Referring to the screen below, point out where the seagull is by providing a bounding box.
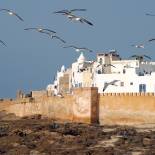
[54,11,93,26]
[53,9,86,14]
[131,44,144,48]
[130,55,151,60]
[103,80,119,92]
[24,27,66,43]
[63,45,93,52]
[103,64,116,68]
[0,9,24,21]
[146,13,155,16]
[96,64,116,68]
[0,40,7,47]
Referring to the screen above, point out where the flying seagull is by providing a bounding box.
[103,64,116,68]
[54,11,93,26]
[130,54,151,60]
[63,45,93,52]
[103,80,119,92]
[0,9,24,21]
[24,27,66,43]
[0,39,7,47]
[96,64,116,68]
[131,44,144,48]
[53,9,86,14]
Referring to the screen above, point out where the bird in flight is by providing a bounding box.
[130,54,151,60]
[63,45,93,52]
[103,80,120,92]
[103,64,116,68]
[0,9,24,21]
[131,44,144,49]
[54,9,93,26]
[97,64,116,68]
[53,9,86,14]
[24,27,66,43]
[0,39,7,47]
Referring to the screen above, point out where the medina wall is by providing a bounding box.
[0,95,74,121]
[99,93,155,125]
[1,88,155,125]
[0,88,98,124]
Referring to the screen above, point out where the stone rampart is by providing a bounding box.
[1,88,155,125]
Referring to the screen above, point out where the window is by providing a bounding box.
[139,84,146,93]
[130,82,133,85]
[99,58,103,65]
[123,69,126,74]
[120,82,124,86]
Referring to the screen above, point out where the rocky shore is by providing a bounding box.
[0,112,155,155]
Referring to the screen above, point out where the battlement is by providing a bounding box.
[101,92,155,96]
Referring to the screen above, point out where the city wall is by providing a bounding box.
[99,93,155,125]
[0,88,155,125]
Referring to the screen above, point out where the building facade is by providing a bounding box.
[47,52,155,94]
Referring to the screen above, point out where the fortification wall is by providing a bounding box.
[0,88,97,124]
[99,93,155,125]
[1,95,74,121]
[1,89,155,125]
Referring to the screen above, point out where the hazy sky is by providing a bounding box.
[0,0,155,98]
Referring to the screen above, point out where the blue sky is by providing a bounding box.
[0,0,155,98]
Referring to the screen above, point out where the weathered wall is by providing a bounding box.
[99,93,155,125]
[73,87,98,123]
[0,88,98,124]
[1,95,74,121]
[1,88,155,125]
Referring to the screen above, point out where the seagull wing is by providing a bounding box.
[110,64,116,68]
[81,47,93,52]
[12,12,24,21]
[130,55,138,58]
[146,13,155,16]
[143,55,151,60]
[24,28,37,31]
[53,10,69,14]
[70,9,87,12]
[52,36,66,43]
[0,40,7,47]
[81,18,93,26]
[0,9,11,12]
[42,29,56,33]
[103,83,108,92]
[63,45,77,49]
[148,38,155,42]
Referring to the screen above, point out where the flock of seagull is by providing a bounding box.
[0,8,155,59]
[0,8,94,53]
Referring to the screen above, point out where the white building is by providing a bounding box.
[48,51,155,94]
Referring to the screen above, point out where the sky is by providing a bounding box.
[0,0,155,98]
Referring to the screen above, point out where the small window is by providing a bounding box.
[99,58,103,65]
[120,82,124,86]
[123,69,126,74]
[139,84,146,93]
[130,82,133,85]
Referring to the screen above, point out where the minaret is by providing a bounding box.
[77,52,85,64]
